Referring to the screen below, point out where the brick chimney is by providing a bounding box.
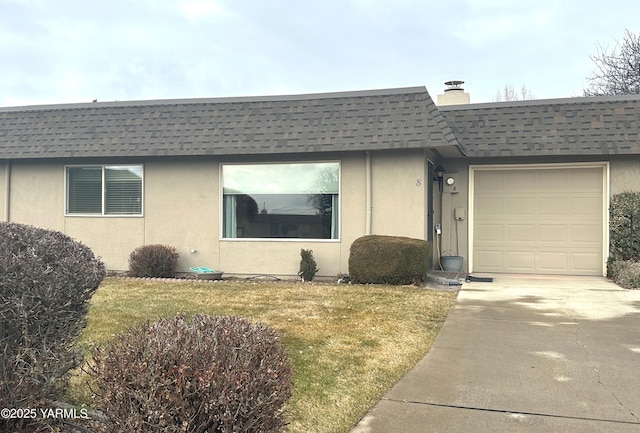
[436,80,470,106]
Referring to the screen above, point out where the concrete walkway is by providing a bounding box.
[350,275,640,432]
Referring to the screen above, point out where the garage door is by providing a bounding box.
[472,165,606,275]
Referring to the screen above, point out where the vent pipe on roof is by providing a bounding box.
[436,80,470,106]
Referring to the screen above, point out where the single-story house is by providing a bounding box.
[1,85,639,277]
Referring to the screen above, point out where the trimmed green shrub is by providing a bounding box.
[89,314,294,433]
[299,248,319,281]
[0,222,105,424]
[349,235,432,285]
[608,259,640,289]
[129,244,179,278]
[609,191,640,260]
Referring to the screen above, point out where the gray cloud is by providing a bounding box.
[0,0,638,106]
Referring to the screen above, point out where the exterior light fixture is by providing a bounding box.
[434,165,445,192]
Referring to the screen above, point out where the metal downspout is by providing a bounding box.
[4,160,10,222]
[365,151,372,234]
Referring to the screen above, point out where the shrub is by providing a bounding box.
[607,256,640,289]
[608,259,640,289]
[0,223,105,421]
[609,191,640,260]
[89,314,294,433]
[349,235,432,285]
[299,248,319,281]
[129,244,179,278]
[607,256,623,279]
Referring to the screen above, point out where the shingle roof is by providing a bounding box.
[0,87,463,159]
[440,94,640,157]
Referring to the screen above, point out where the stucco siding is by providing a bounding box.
[144,159,219,272]
[436,159,469,266]
[9,160,65,231]
[371,149,427,239]
[337,153,367,271]
[215,151,427,277]
[65,218,144,270]
[2,150,431,277]
[219,241,341,277]
[610,157,640,194]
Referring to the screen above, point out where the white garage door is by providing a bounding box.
[471,165,606,276]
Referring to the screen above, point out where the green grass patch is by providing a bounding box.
[70,278,457,433]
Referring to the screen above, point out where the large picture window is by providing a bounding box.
[66,165,143,215]
[222,162,339,239]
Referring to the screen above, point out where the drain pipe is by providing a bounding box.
[365,151,372,234]
[4,160,10,222]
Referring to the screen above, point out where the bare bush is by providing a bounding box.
[89,314,294,433]
[0,222,105,430]
[128,244,179,278]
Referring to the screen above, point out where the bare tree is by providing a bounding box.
[493,84,535,102]
[584,29,640,96]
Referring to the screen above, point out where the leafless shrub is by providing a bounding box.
[0,222,105,431]
[88,314,293,433]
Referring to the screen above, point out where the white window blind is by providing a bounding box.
[66,165,143,216]
[105,166,143,214]
[67,167,102,214]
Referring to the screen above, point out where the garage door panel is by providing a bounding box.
[539,197,567,215]
[538,224,567,243]
[570,196,602,217]
[569,167,603,190]
[474,250,504,271]
[473,166,604,276]
[506,197,535,215]
[507,251,536,272]
[506,224,535,242]
[570,224,602,244]
[539,252,568,273]
[509,171,535,189]
[475,224,503,242]
[571,252,602,273]
[536,170,567,191]
[475,171,504,191]
[475,197,503,216]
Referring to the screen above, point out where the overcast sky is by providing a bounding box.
[1,0,639,107]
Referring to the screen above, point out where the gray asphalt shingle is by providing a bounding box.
[0,87,462,159]
[440,94,640,157]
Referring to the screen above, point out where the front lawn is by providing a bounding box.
[70,278,457,433]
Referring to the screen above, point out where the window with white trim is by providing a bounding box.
[66,165,143,215]
[222,162,339,239]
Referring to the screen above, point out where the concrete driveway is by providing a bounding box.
[350,275,640,433]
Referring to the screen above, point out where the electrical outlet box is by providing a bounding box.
[454,207,466,220]
[435,223,441,234]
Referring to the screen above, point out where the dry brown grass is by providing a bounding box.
[70,277,457,433]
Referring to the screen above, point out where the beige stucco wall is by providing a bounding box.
[9,160,66,230]
[371,149,427,239]
[434,159,470,270]
[65,218,145,269]
[144,159,219,272]
[6,154,639,277]
[4,150,432,278]
[610,157,640,194]
[216,150,429,277]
